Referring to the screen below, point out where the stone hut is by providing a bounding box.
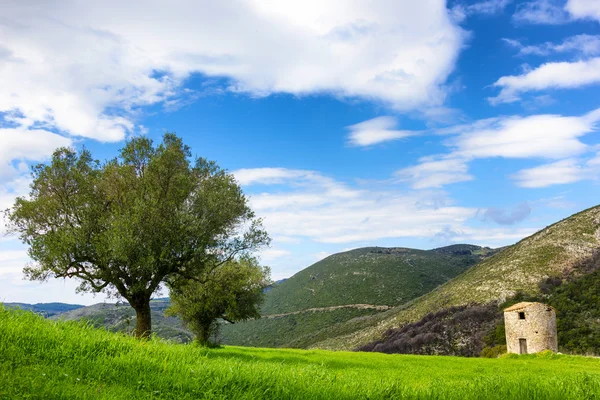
[504,302,557,354]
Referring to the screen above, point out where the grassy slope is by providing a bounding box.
[261,246,488,314]
[314,205,600,351]
[221,245,492,347]
[50,301,193,343]
[2,307,600,400]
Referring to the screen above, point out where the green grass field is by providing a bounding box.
[2,306,600,399]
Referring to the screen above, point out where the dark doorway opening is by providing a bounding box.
[519,338,528,354]
[519,312,525,320]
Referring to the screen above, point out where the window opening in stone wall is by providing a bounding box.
[518,312,525,320]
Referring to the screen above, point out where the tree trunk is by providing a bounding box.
[196,322,212,347]
[133,301,152,339]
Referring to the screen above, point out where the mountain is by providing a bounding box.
[50,299,193,343]
[219,244,497,347]
[2,302,84,317]
[311,205,600,351]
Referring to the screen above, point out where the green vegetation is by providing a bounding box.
[221,307,377,348]
[313,205,600,351]
[485,262,600,356]
[48,301,194,343]
[261,246,492,314]
[3,307,600,399]
[167,258,270,345]
[358,305,502,357]
[221,245,494,347]
[6,133,268,338]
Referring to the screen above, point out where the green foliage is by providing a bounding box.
[5,133,268,337]
[543,269,600,355]
[221,245,492,348]
[3,307,600,399]
[480,345,507,358]
[167,258,271,346]
[221,308,379,348]
[261,246,489,315]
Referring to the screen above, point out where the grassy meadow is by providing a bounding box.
[2,306,600,399]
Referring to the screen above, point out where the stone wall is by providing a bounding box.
[504,302,557,354]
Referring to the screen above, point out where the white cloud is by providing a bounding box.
[513,0,570,24]
[239,168,484,244]
[346,116,418,147]
[395,157,472,189]
[566,0,600,21]
[259,249,292,263]
[489,58,600,104]
[504,34,600,56]
[512,159,588,187]
[0,128,72,182]
[451,0,512,22]
[0,0,465,148]
[512,0,600,24]
[396,109,600,188]
[233,168,308,186]
[449,111,598,159]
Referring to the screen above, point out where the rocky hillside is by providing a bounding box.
[220,245,496,347]
[312,205,600,351]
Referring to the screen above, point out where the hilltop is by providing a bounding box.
[220,245,496,347]
[312,205,600,351]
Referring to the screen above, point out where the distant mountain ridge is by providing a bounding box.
[3,302,84,317]
[220,244,497,347]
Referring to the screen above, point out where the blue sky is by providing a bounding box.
[1,0,600,304]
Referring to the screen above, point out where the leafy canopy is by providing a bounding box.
[167,257,271,346]
[6,133,269,337]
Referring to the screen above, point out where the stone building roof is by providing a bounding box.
[503,301,555,312]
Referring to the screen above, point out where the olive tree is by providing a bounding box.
[166,257,270,346]
[6,133,269,338]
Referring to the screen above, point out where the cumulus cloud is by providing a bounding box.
[0,128,72,182]
[503,34,600,56]
[489,58,600,104]
[0,0,465,147]
[346,116,419,147]
[482,202,531,225]
[565,0,600,21]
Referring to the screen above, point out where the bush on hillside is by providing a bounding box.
[356,304,502,357]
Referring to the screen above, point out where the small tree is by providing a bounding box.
[6,133,269,338]
[167,257,271,346]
